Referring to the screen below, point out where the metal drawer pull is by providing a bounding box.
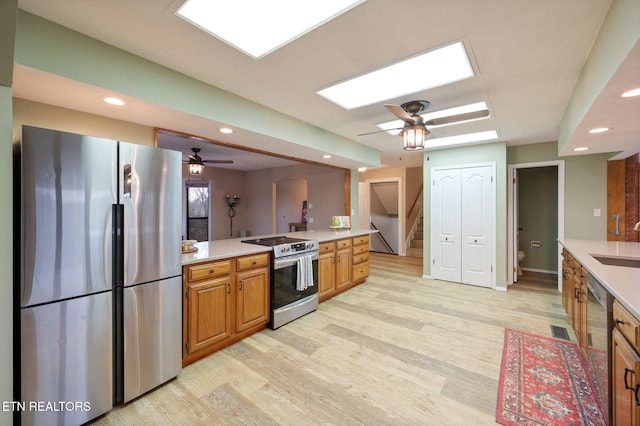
[210,269,215,273]
[615,318,625,326]
[226,283,231,294]
[624,368,634,390]
[635,384,640,406]
[239,280,243,291]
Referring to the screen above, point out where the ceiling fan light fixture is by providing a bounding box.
[402,126,428,151]
[189,162,203,175]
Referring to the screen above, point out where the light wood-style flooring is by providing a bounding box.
[93,254,570,425]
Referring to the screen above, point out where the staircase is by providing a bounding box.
[406,213,423,259]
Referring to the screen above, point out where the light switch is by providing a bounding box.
[308,217,314,223]
[308,203,313,209]
[594,208,601,217]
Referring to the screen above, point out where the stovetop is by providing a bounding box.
[242,236,319,258]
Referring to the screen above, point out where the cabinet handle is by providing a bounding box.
[239,280,243,291]
[226,283,231,294]
[252,261,257,265]
[635,384,640,407]
[210,269,215,274]
[615,318,625,326]
[624,368,635,390]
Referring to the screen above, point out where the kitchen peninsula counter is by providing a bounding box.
[559,239,640,318]
[182,228,377,265]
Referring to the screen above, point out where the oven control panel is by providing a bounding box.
[273,240,319,258]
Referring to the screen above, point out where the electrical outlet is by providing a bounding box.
[594,208,601,217]
[308,217,314,223]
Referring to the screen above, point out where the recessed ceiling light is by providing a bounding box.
[573,147,589,152]
[317,41,474,110]
[425,130,499,149]
[357,167,367,172]
[589,127,609,134]
[176,0,365,59]
[621,88,640,98]
[104,97,125,106]
[377,101,489,134]
[220,127,233,134]
[322,154,332,159]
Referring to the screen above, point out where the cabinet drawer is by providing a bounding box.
[336,239,352,249]
[237,253,270,271]
[187,260,231,282]
[352,244,369,256]
[353,251,369,264]
[352,235,369,246]
[319,242,335,254]
[614,300,640,352]
[352,262,369,281]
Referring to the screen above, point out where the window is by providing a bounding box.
[186,181,210,241]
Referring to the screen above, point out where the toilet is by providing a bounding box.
[517,250,526,276]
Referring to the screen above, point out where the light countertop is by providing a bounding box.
[559,239,640,319]
[182,228,378,266]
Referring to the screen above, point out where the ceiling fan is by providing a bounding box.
[358,100,490,138]
[185,147,233,166]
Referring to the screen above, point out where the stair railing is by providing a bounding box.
[370,222,395,254]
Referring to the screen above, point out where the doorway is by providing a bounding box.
[274,178,308,234]
[507,161,565,289]
[359,179,403,255]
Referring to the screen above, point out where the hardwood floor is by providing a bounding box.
[93,254,572,425]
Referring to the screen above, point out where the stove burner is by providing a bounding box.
[241,236,306,247]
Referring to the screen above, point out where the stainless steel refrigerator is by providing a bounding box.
[17,126,183,425]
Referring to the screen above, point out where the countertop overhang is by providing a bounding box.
[182,229,378,266]
[559,239,640,319]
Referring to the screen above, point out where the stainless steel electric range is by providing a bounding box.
[242,236,319,329]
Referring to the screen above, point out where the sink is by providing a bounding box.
[591,254,640,268]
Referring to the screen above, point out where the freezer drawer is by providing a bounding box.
[20,292,112,425]
[123,276,182,402]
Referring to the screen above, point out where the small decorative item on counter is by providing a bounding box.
[330,216,351,229]
[181,240,198,253]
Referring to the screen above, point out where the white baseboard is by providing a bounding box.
[521,267,558,275]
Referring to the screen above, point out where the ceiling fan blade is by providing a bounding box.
[425,110,490,126]
[203,159,234,164]
[384,104,414,122]
[357,127,404,136]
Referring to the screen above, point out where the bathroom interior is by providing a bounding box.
[516,166,559,280]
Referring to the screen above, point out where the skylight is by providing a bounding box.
[176,0,366,59]
[426,130,499,149]
[377,101,490,134]
[317,42,474,109]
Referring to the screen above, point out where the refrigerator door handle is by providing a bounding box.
[113,204,124,288]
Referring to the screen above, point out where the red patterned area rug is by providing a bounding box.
[496,329,606,425]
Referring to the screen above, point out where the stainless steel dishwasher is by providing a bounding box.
[586,272,613,424]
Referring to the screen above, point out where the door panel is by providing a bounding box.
[21,126,116,307]
[123,276,182,402]
[461,166,493,287]
[20,292,113,425]
[119,143,182,286]
[431,169,461,282]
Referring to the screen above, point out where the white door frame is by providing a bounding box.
[507,160,565,290]
[365,177,405,256]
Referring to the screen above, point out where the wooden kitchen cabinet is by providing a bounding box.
[336,238,352,290]
[561,249,589,358]
[612,300,640,425]
[318,242,336,301]
[183,253,270,366]
[318,235,371,302]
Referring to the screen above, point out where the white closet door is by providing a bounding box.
[461,166,494,287]
[431,169,461,282]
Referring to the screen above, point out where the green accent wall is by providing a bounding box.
[423,142,507,289]
[14,11,380,167]
[508,141,609,240]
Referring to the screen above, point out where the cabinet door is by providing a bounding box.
[318,254,336,299]
[612,329,640,426]
[336,248,352,289]
[236,268,269,333]
[186,276,232,354]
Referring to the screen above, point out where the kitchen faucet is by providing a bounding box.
[635,221,640,231]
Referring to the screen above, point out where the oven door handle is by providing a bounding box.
[273,252,318,270]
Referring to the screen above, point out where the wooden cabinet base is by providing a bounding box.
[182,323,266,367]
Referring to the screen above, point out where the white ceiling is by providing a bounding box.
[13,0,640,171]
